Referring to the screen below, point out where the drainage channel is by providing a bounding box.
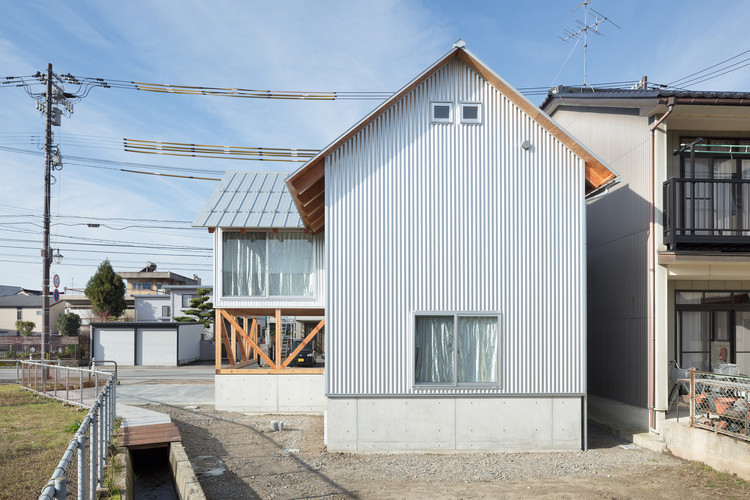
[131,447,179,499]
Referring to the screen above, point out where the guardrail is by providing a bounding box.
[19,361,117,500]
[688,369,750,442]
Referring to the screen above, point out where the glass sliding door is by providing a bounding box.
[678,311,710,372]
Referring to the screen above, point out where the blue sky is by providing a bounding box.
[2,0,750,291]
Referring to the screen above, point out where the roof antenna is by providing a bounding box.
[560,0,620,90]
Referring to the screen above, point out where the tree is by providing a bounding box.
[15,320,35,337]
[175,288,214,329]
[85,260,127,320]
[57,312,82,336]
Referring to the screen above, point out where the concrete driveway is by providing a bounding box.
[95,362,216,406]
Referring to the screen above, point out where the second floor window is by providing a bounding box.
[222,231,314,297]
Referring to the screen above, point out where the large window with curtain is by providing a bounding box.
[414,314,500,386]
[222,231,314,297]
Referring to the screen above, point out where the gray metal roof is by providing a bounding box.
[192,171,303,229]
[541,86,750,109]
[0,295,42,308]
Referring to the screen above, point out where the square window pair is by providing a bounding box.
[430,102,482,124]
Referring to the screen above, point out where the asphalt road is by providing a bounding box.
[98,362,216,405]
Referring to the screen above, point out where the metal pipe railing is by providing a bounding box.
[19,361,117,500]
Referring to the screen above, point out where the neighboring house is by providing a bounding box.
[542,86,750,433]
[0,294,65,334]
[118,262,200,295]
[195,42,616,451]
[59,293,136,326]
[133,285,214,326]
[0,286,41,297]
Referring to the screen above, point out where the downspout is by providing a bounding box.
[648,97,675,433]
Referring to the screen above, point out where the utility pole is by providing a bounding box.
[42,63,53,363]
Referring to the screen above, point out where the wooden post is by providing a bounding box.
[275,309,282,370]
[215,309,221,371]
[230,320,237,364]
[251,318,258,363]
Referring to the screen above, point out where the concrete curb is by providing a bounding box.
[170,442,206,500]
[588,416,666,453]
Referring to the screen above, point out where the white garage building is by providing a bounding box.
[91,322,203,366]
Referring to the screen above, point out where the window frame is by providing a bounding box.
[459,101,482,124]
[430,101,453,124]
[161,305,171,318]
[181,294,196,308]
[220,229,316,299]
[413,311,502,389]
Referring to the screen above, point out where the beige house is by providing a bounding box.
[0,295,65,334]
[117,262,200,296]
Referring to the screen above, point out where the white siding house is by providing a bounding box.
[196,43,617,450]
[289,43,616,451]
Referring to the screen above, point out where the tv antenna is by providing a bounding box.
[560,0,620,88]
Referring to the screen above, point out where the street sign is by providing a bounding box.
[53,289,59,302]
[53,274,60,288]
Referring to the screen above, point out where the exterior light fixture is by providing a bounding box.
[521,140,532,150]
[53,249,63,264]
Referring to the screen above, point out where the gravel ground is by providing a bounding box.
[146,404,750,499]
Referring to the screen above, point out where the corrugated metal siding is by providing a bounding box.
[213,230,325,309]
[551,106,651,407]
[192,172,303,229]
[326,59,586,396]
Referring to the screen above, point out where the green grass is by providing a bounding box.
[0,385,84,500]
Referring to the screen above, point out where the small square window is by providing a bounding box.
[162,306,171,317]
[431,102,453,123]
[460,102,482,124]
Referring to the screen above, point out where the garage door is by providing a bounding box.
[136,328,177,365]
[93,328,135,365]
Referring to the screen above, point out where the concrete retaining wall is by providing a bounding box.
[664,421,750,481]
[326,396,583,452]
[170,442,206,500]
[215,374,326,413]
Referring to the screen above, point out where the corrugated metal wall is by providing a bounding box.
[326,59,587,396]
[551,106,651,408]
[213,230,325,309]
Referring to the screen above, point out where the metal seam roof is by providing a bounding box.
[192,171,303,229]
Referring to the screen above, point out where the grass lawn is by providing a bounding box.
[0,385,84,500]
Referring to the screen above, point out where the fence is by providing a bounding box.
[688,369,750,442]
[19,361,117,500]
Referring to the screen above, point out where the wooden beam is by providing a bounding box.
[297,178,324,205]
[219,310,276,369]
[250,318,258,363]
[275,309,282,370]
[301,191,324,213]
[220,324,235,367]
[215,309,221,371]
[289,160,325,194]
[208,227,215,234]
[217,368,325,375]
[282,319,325,368]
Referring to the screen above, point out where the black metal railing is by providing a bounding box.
[664,178,750,249]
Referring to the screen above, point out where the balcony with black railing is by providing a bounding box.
[664,178,750,250]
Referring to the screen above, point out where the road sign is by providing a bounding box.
[53,289,60,302]
[53,274,60,288]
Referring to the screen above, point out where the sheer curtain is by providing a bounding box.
[222,232,266,296]
[268,233,314,296]
[415,316,454,383]
[457,317,498,383]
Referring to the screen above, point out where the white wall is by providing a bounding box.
[326,58,587,397]
[135,296,170,322]
[177,324,203,364]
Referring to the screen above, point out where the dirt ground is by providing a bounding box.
[147,404,750,500]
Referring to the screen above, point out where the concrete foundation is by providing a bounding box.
[215,373,326,413]
[588,394,651,432]
[326,396,583,452]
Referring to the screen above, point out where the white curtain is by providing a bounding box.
[415,316,454,383]
[457,317,498,383]
[268,233,314,296]
[222,232,266,296]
